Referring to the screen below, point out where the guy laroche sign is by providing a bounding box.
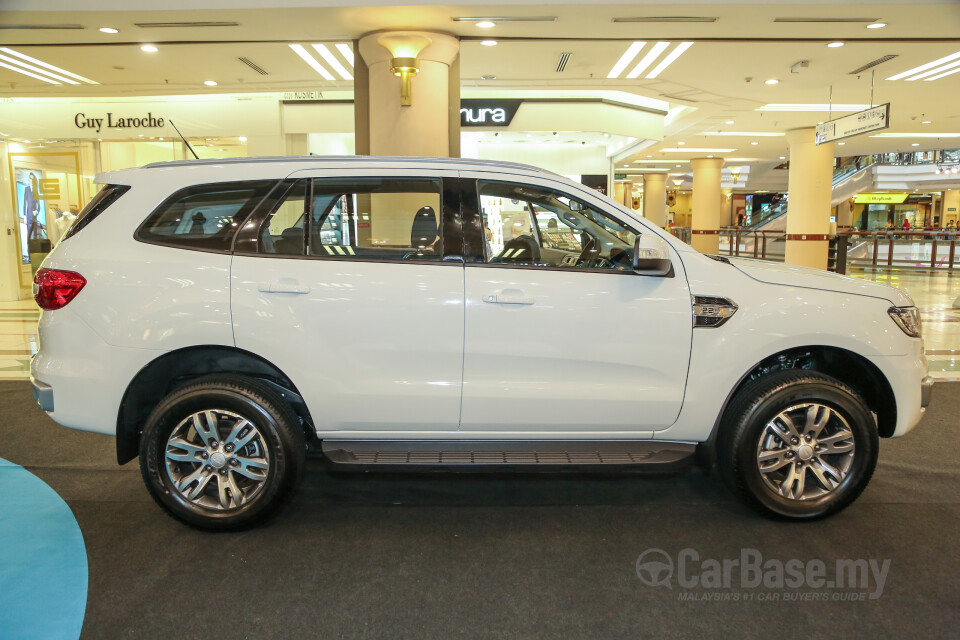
[459,99,522,127]
[74,112,165,133]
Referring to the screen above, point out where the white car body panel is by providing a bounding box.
[29,156,927,446]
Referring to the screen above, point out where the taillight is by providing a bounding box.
[33,268,87,310]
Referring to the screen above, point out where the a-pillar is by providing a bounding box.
[690,157,724,253]
[642,173,667,227]
[356,31,460,157]
[785,127,835,269]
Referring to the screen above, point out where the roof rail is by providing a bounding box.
[142,155,558,176]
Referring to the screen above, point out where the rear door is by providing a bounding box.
[230,169,465,433]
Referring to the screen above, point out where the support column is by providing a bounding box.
[690,157,724,254]
[785,127,835,269]
[642,173,667,228]
[357,31,460,157]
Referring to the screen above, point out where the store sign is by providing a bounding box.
[459,99,522,127]
[815,103,890,145]
[283,91,323,101]
[74,112,165,133]
[854,192,909,204]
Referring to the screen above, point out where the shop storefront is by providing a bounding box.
[0,91,667,300]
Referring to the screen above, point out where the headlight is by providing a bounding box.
[888,306,922,338]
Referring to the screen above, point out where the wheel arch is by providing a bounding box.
[698,345,896,467]
[116,345,315,465]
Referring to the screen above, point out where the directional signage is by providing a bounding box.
[815,103,890,145]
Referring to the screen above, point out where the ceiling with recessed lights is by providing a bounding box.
[0,1,958,181]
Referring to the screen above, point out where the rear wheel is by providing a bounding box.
[718,370,878,519]
[139,375,305,530]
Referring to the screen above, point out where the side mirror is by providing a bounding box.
[633,234,673,277]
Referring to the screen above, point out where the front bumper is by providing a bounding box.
[921,375,934,408]
[31,377,54,412]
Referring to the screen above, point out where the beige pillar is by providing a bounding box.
[690,157,724,254]
[785,127,835,269]
[358,31,460,157]
[944,189,960,227]
[642,173,667,228]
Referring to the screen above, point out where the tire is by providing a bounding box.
[139,374,306,530]
[718,370,878,520]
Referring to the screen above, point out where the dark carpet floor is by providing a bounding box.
[1,380,958,639]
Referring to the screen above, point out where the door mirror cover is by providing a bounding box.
[633,234,673,277]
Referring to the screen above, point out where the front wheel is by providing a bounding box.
[718,371,878,519]
[139,375,306,530]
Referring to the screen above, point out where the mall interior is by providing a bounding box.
[0,1,959,639]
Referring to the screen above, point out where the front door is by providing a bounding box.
[459,173,693,434]
[231,170,465,433]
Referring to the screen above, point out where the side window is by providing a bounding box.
[255,177,443,261]
[260,181,309,256]
[138,180,277,251]
[478,181,638,271]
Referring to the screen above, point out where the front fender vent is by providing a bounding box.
[693,295,738,327]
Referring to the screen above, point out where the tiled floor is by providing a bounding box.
[0,299,38,380]
[4,269,958,381]
[849,268,960,381]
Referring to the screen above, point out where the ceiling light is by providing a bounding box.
[627,41,669,79]
[99,27,118,34]
[827,42,845,48]
[677,141,685,145]
[646,42,694,79]
[702,131,785,137]
[480,74,497,80]
[480,40,498,46]
[239,136,247,142]
[887,51,960,80]
[289,44,334,80]
[607,41,646,78]
[707,155,714,158]
[661,148,736,153]
[203,80,218,86]
[0,52,77,84]
[0,47,98,84]
[312,43,353,80]
[866,22,887,29]
[335,43,354,67]
[764,78,779,85]
[871,132,960,138]
[751,141,759,145]
[725,120,735,124]
[838,142,846,145]
[476,21,496,28]
[922,120,932,124]
[906,59,960,82]
[779,156,786,159]
[924,66,960,81]
[676,164,682,168]
[141,45,158,52]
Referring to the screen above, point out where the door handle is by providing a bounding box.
[258,282,311,294]
[483,291,534,305]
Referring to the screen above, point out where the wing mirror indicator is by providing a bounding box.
[692,295,738,328]
[633,234,673,277]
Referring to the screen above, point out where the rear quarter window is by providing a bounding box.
[62,184,130,241]
[136,180,279,252]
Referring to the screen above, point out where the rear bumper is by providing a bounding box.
[31,377,54,412]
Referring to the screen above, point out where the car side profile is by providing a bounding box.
[30,156,932,529]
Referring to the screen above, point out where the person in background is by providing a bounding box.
[902,219,911,231]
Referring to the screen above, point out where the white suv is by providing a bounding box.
[31,156,931,529]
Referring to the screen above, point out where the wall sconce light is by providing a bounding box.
[673,179,684,187]
[729,167,741,184]
[378,34,431,106]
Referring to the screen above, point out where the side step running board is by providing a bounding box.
[321,440,696,471]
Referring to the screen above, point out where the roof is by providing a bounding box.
[141,155,560,177]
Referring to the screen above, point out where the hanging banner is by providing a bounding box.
[854,192,909,204]
[815,104,890,145]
